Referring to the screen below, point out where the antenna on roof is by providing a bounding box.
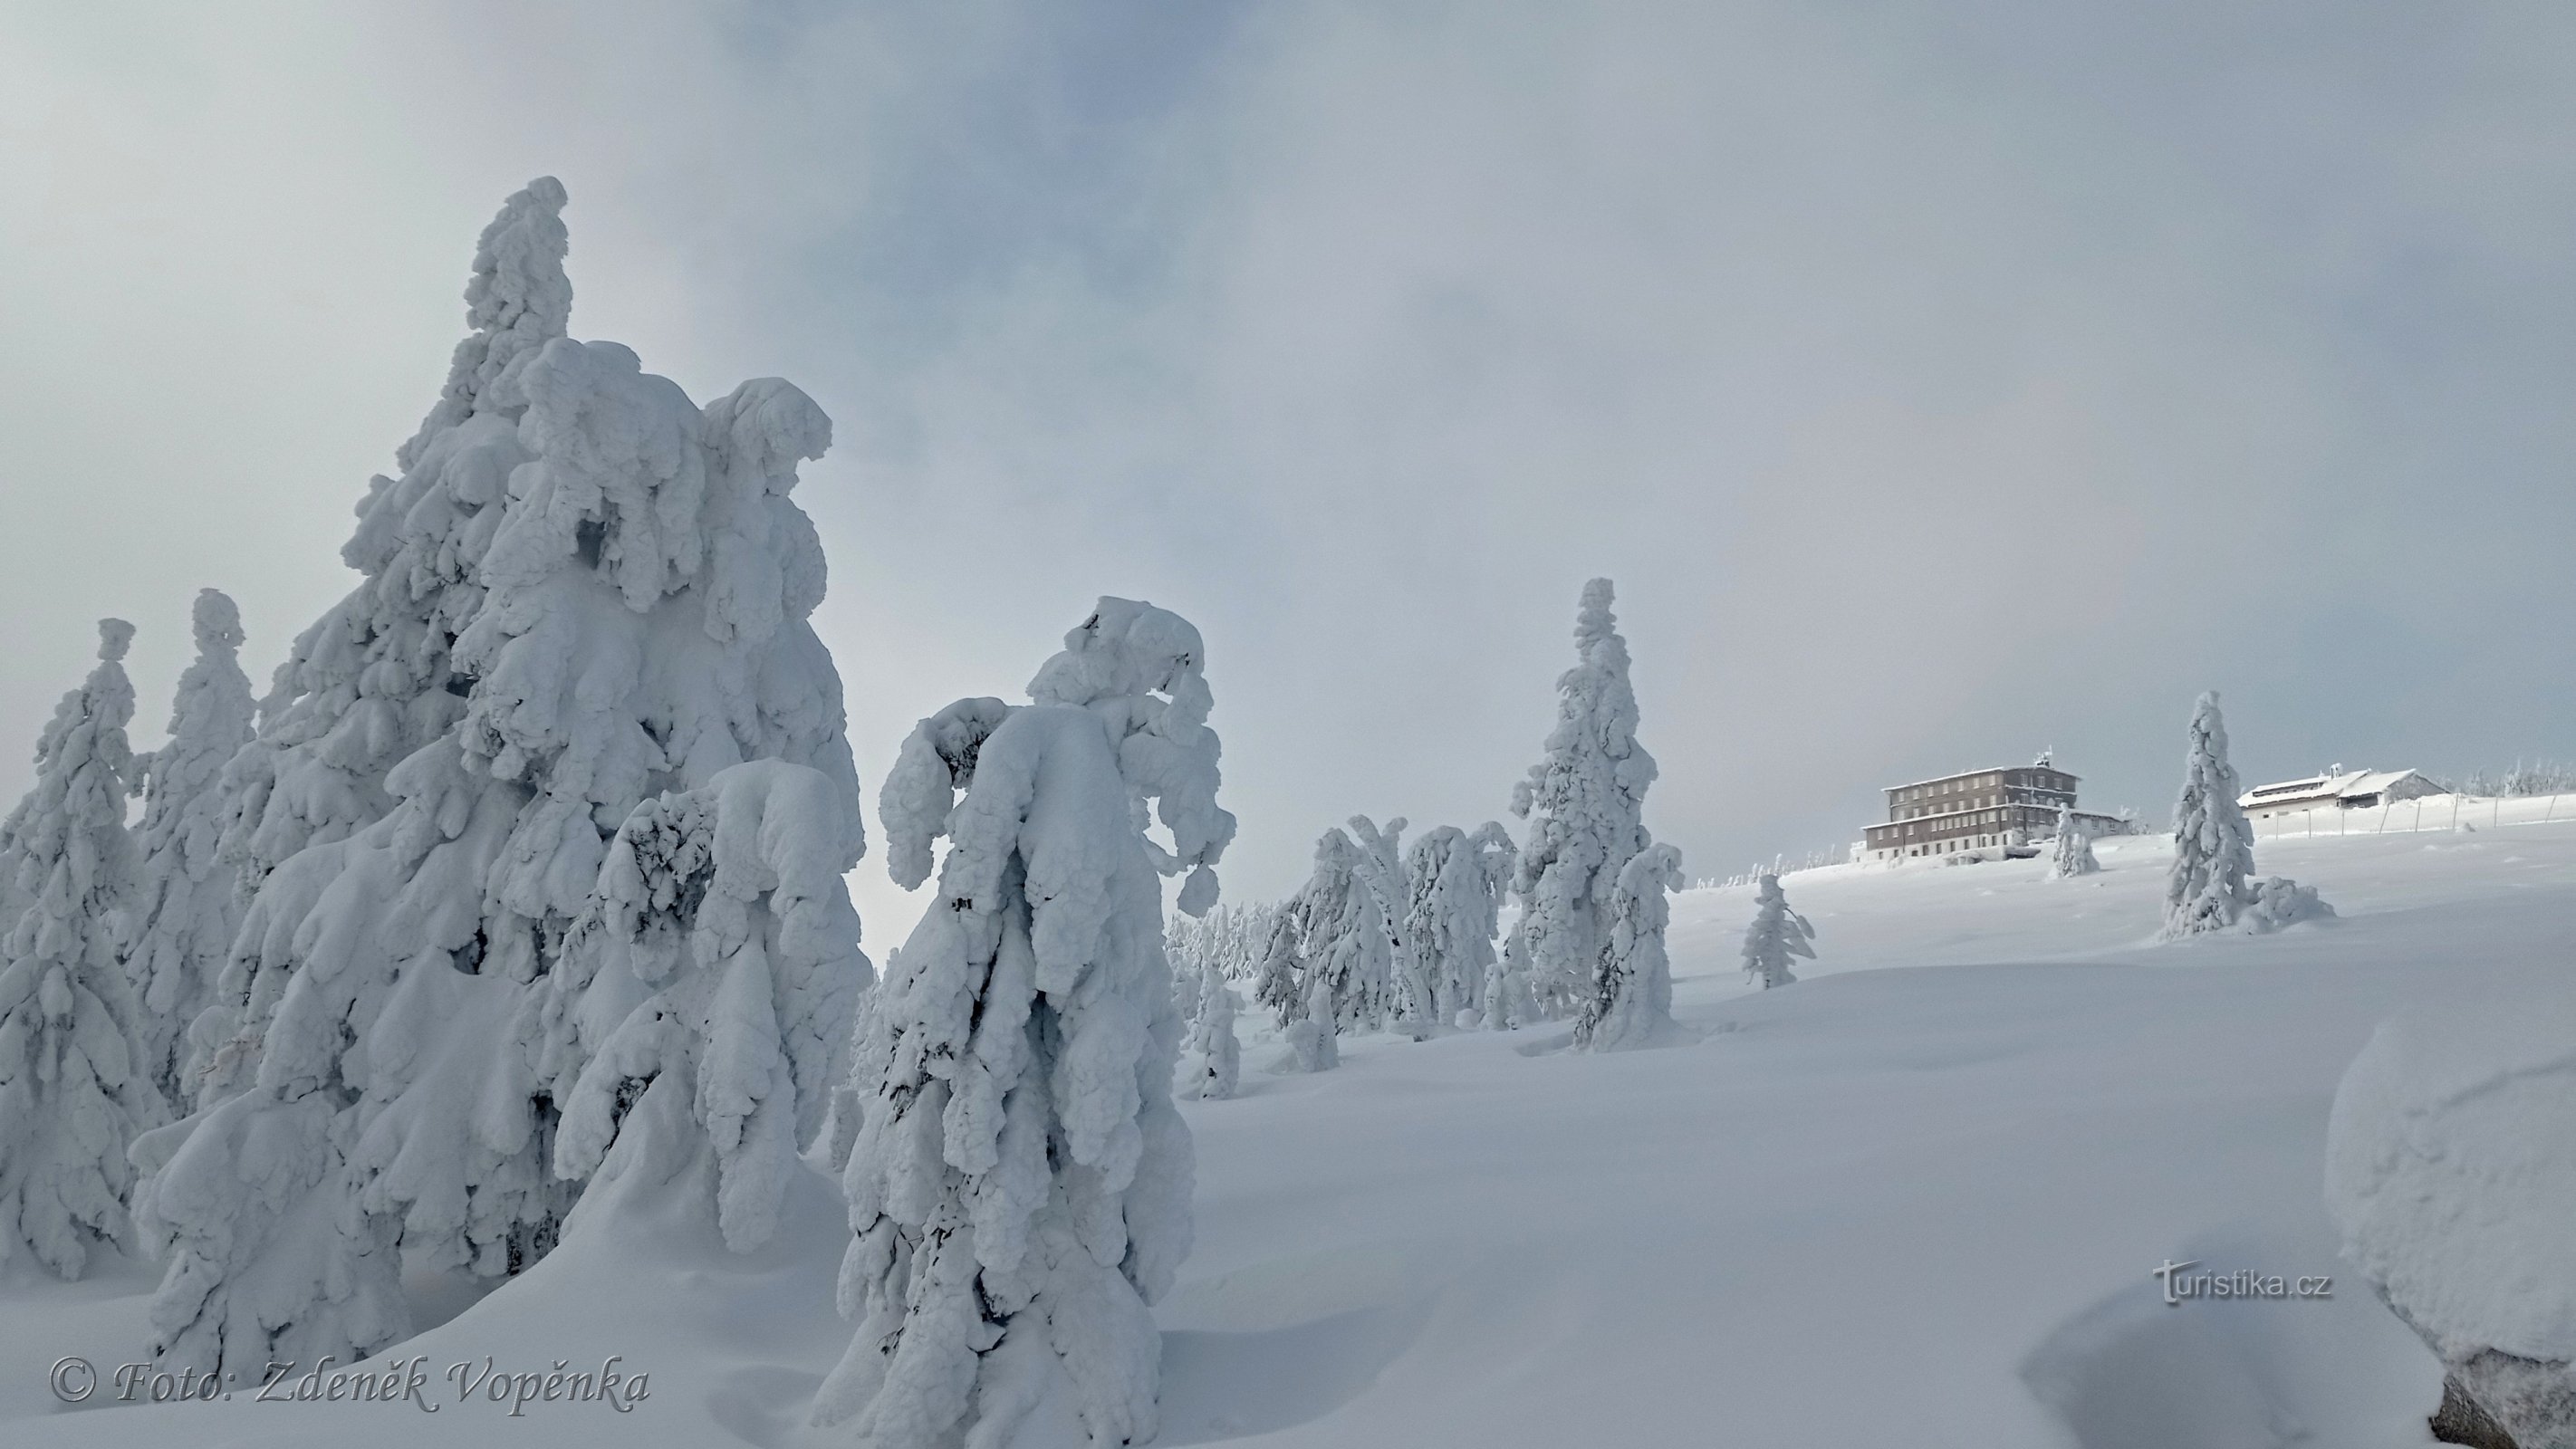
[2034,746,2052,768]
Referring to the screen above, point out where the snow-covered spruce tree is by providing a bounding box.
[818,598,1233,1448]
[2046,803,2099,880]
[0,620,159,1278]
[1177,957,1241,1101]
[214,179,577,906]
[123,590,257,1110]
[139,179,861,1380]
[540,760,866,1252]
[1741,872,1813,989]
[1405,821,1516,1029]
[1293,824,1401,1035]
[1505,578,1658,1020]
[1575,843,1684,1051]
[1250,901,1336,1077]
[2162,692,2256,938]
[1249,904,1302,1022]
[1345,815,1430,1033]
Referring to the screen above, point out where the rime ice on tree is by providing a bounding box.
[138,178,863,1379]
[1505,579,1658,1019]
[542,761,868,1252]
[1576,842,1683,1050]
[216,179,578,898]
[1405,822,1516,1029]
[1741,872,1814,990]
[1250,907,1337,1072]
[1177,957,1241,1101]
[124,590,257,1109]
[2046,803,2099,880]
[2160,694,2331,939]
[0,621,157,1278]
[818,598,1232,1449]
[1291,820,1408,1037]
[2163,693,2256,936]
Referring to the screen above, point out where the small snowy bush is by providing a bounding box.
[1741,872,1814,990]
[1506,579,1658,1020]
[0,621,158,1279]
[2243,875,2332,933]
[818,598,1232,1449]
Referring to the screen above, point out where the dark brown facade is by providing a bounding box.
[1862,765,2102,859]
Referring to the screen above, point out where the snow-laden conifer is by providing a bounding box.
[1741,872,1814,989]
[139,179,862,1379]
[0,620,158,1278]
[1505,579,1658,1018]
[817,598,1232,1449]
[1177,957,1241,1101]
[1345,815,1429,1033]
[2163,692,2257,938]
[124,590,257,1110]
[540,761,865,1252]
[2047,804,2099,880]
[215,179,577,897]
[1405,821,1516,1029]
[1576,843,1683,1050]
[1250,905,1337,1072]
[1293,823,1403,1034]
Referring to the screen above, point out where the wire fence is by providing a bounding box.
[2249,791,2576,840]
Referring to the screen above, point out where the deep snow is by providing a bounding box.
[10,822,2571,1446]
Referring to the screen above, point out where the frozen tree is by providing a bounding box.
[2163,692,2258,938]
[540,761,866,1252]
[2046,804,2099,880]
[1576,843,1684,1050]
[1249,904,1333,1076]
[1344,815,1428,1033]
[1293,825,1402,1034]
[1405,821,1516,1029]
[138,178,863,1380]
[124,590,258,1110]
[817,598,1233,1449]
[0,620,158,1278]
[1741,873,1814,989]
[215,179,578,899]
[1177,958,1240,1101]
[1505,579,1658,1019]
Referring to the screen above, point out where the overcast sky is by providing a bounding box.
[5,1,2573,939]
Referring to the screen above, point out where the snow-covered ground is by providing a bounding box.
[13,821,2571,1446]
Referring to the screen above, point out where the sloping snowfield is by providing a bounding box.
[11,824,2570,1447]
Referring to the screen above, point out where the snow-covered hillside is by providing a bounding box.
[10,823,2571,1446]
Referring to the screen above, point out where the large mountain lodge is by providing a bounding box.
[1861,762,2124,862]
